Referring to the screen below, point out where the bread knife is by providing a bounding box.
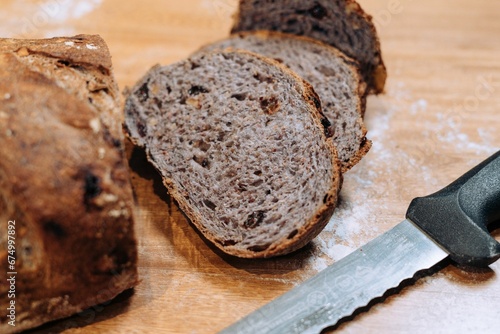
[220,150,500,333]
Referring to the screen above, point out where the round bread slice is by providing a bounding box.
[197,30,371,171]
[124,50,342,258]
[231,0,387,94]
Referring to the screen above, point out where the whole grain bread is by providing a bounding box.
[0,35,137,333]
[231,0,387,94]
[124,50,342,258]
[197,30,371,171]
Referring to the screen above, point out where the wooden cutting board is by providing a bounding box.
[2,0,498,333]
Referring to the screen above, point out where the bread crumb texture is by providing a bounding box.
[197,30,371,171]
[125,51,341,258]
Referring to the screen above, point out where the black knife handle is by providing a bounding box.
[406,150,500,267]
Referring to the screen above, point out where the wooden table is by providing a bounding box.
[2,0,499,333]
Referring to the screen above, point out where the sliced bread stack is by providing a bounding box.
[231,0,387,94]
[197,30,371,171]
[124,0,385,258]
[125,51,341,258]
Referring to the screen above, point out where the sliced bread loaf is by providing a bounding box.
[124,50,342,258]
[231,0,387,94]
[0,35,137,333]
[197,30,371,171]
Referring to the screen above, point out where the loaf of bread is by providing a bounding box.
[197,30,371,171]
[124,50,342,258]
[231,0,387,94]
[0,35,137,333]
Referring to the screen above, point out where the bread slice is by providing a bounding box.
[0,35,137,333]
[231,0,387,94]
[197,30,371,171]
[124,50,342,258]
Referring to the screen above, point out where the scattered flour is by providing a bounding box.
[0,0,102,38]
[201,0,238,19]
[308,77,496,273]
[435,112,497,156]
[39,0,103,23]
[409,98,428,115]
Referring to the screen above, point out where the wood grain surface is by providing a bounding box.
[1,0,499,333]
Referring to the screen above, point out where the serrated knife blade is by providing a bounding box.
[220,151,500,334]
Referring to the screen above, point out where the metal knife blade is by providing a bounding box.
[221,219,447,334]
[220,151,500,334]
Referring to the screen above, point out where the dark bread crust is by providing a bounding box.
[0,34,124,138]
[0,36,137,333]
[0,34,113,71]
[125,50,342,258]
[231,0,387,94]
[197,30,372,171]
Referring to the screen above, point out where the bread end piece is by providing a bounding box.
[0,35,137,333]
[231,0,387,94]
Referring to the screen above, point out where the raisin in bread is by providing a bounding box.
[197,30,371,171]
[124,50,342,258]
[0,35,137,333]
[231,0,387,94]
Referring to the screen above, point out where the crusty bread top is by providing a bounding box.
[0,34,113,71]
[197,30,371,171]
[125,50,342,258]
[231,0,387,93]
[0,34,122,138]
